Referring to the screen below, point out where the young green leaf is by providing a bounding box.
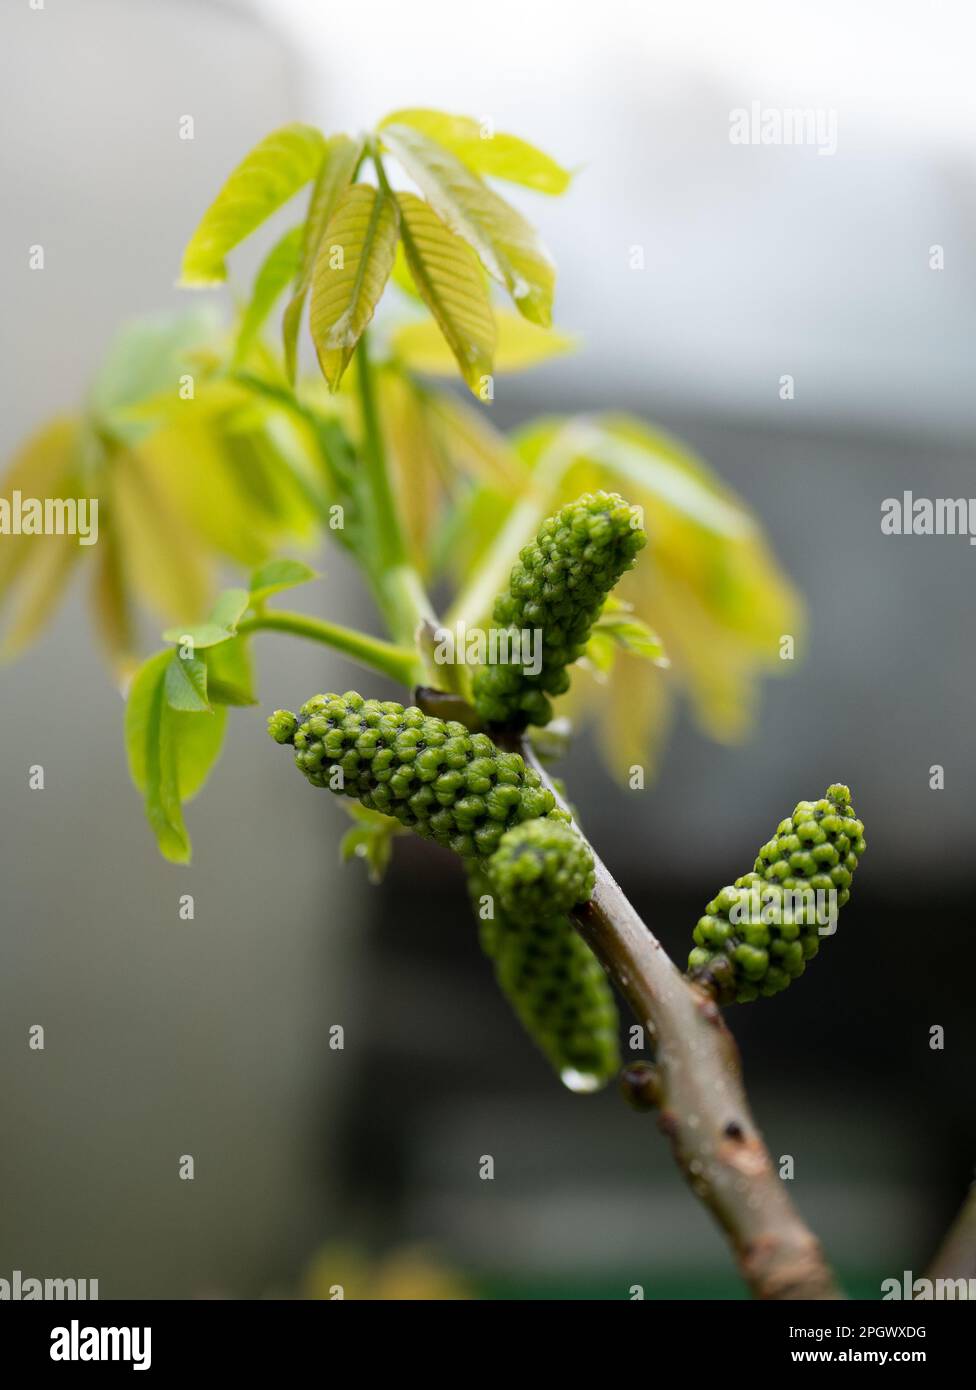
[339,803,405,883]
[161,586,248,650]
[125,651,190,862]
[204,635,257,706]
[173,704,227,803]
[390,240,422,300]
[234,225,303,363]
[379,109,572,195]
[88,308,222,442]
[283,134,365,382]
[394,191,495,396]
[380,123,555,326]
[90,519,136,680]
[165,652,210,712]
[592,615,668,665]
[126,650,229,861]
[249,557,318,603]
[180,123,326,287]
[209,587,249,631]
[0,419,80,597]
[0,530,82,662]
[393,309,575,377]
[309,184,399,390]
[113,450,213,623]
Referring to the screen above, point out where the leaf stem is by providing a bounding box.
[354,332,438,646]
[238,609,421,686]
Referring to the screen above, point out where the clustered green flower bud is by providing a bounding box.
[268,691,557,860]
[472,491,647,729]
[468,864,620,1090]
[688,784,866,1004]
[488,815,595,926]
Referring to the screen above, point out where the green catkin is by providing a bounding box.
[488,816,595,926]
[467,863,620,1089]
[472,491,647,729]
[687,784,866,1004]
[269,691,557,861]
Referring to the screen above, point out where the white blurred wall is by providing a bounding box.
[262,0,976,435]
[0,0,366,1298]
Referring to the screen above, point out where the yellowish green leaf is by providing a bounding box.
[592,615,668,665]
[395,191,495,395]
[0,418,80,595]
[249,557,318,603]
[283,134,364,382]
[235,225,303,363]
[209,587,249,630]
[180,123,326,286]
[90,517,136,681]
[339,802,405,883]
[380,123,555,326]
[125,650,190,862]
[391,240,421,300]
[126,649,228,861]
[377,368,444,572]
[309,184,399,390]
[424,391,524,490]
[205,635,256,706]
[393,309,574,377]
[0,528,81,661]
[380,108,572,194]
[113,451,212,623]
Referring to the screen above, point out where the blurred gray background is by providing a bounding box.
[1,0,974,1299]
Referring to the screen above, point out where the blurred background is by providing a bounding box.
[1,0,974,1299]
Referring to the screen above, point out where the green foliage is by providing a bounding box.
[124,650,227,863]
[446,413,802,777]
[687,785,867,1003]
[127,563,318,859]
[179,109,568,394]
[380,122,555,328]
[0,309,333,676]
[3,105,805,899]
[339,803,405,884]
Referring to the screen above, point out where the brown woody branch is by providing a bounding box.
[510,734,843,1300]
[924,1181,976,1289]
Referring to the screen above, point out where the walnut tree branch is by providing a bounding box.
[510,734,843,1301]
[924,1181,976,1288]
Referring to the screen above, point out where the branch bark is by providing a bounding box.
[925,1181,976,1288]
[511,735,842,1300]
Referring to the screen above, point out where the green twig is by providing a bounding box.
[238,609,421,686]
[354,332,437,647]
